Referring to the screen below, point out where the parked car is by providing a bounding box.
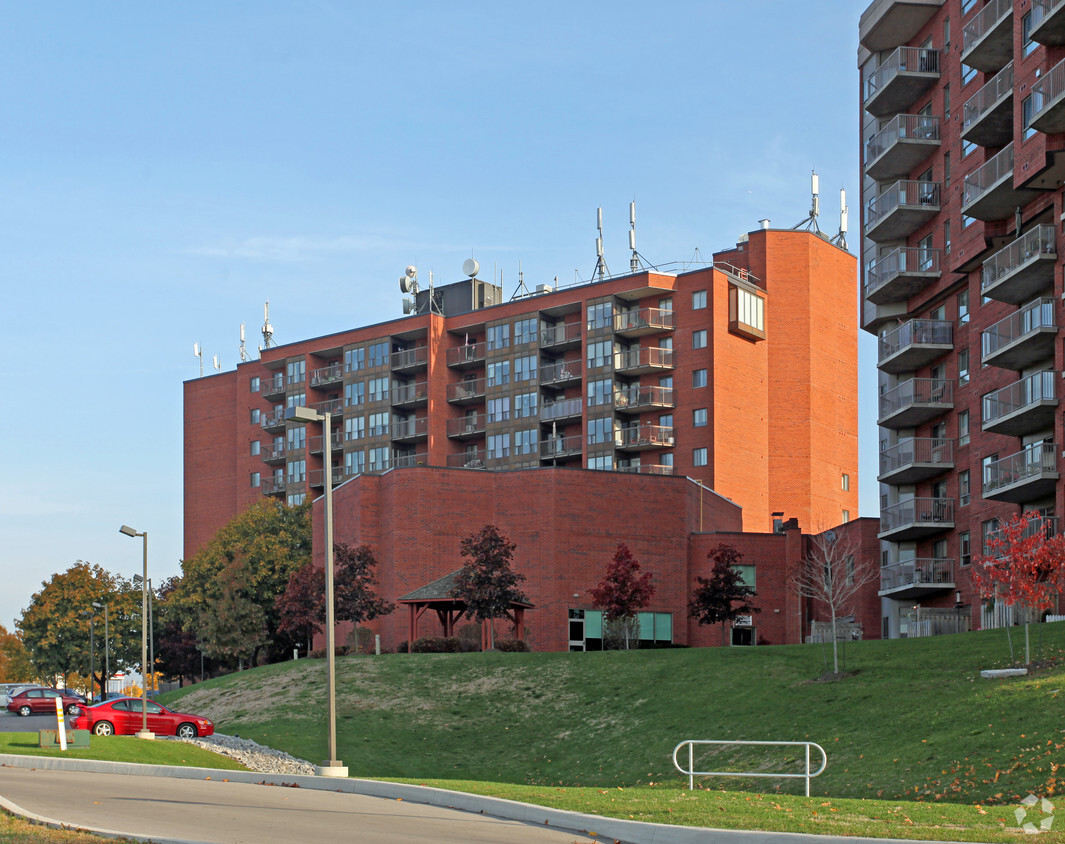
[7,687,85,716]
[0,683,36,708]
[70,697,214,738]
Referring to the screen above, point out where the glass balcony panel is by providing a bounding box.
[615,463,674,476]
[981,225,1057,304]
[446,343,486,368]
[878,377,954,428]
[309,364,343,389]
[392,380,429,407]
[865,114,941,182]
[982,442,1059,503]
[446,378,487,404]
[540,322,583,348]
[878,497,955,541]
[614,307,675,337]
[864,247,941,305]
[878,319,953,374]
[981,298,1057,369]
[864,46,940,117]
[446,414,486,438]
[961,61,1014,147]
[982,371,1057,436]
[262,373,286,399]
[540,434,583,461]
[447,449,487,469]
[984,515,1061,555]
[961,0,1014,72]
[391,417,429,441]
[391,346,429,371]
[540,396,583,422]
[540,361,582,387]
[613,385,675,414]
[614,347,675,375]
[865,179,941,242]
[614,424,675,451]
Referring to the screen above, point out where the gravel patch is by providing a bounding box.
[160,733,317,775]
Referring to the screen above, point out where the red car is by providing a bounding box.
[7,688,84,716]
[71,697,214,738]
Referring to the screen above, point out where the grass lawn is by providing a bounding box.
[0,807,139,843]
[0,734,247,770]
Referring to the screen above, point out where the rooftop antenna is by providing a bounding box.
[510,260,532,300]
[213,354,221,373]
[400,265,420,315]
[629,201,639,273]
[261,301,275,349]
[793,170,824,236]
[832,187,850,251]
[592,207,609,282]
[193,342,203,378]
[239,323,249,362]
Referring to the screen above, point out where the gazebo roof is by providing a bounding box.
[398,569,534,608]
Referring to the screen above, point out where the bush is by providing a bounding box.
[397,641,409,653]
[410,635,461,653]
[494,638,530,652]
[457,623,482,652]
[308,646,348,659]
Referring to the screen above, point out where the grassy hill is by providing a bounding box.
[160,623,1065,806]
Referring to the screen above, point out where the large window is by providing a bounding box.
[588,417,613,445]
[514,318,538,345]
[368,411,389,437]
[692,369,707,388]
[368,447,390,471]
[345,347,365,372]
[515,392,538,418]
[693,447,708,467]
[514,355,537,382]
[587,340,612,369]
[286,360,305,385]
[367,376,389,402]
[487,397,511,423]
[587,301,613,330]
[286,426,305,451]
[367,341,389,368]
[345,415,365,441]
[286,460,306,484]
[345,381,365,407]
[692,289,707,309]
[733,564,755,589]
[587,378,612,407]
[514,428,538,455]
[486,323,511,351]
[487,433,511,460]
[345,450,365,475]
[729,285,765,338]
[486,360,511,387]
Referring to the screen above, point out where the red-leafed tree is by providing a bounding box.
[455,525,527,649]
[689,544,759,647]
[276,560,326,654]
[589,543,655,650]
[971,511,1065,664]
[333,543,394,653]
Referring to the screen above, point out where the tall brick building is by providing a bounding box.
[860,0,1065,637]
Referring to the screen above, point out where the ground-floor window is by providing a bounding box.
[569,608,672,650]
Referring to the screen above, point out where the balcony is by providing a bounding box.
[878,377,954,428]
[962,144,1043,222]
[392,380,428,407]
[260,409,286,432]
[446,343,486,368]
[261,476,285,496]
[1031,0,1065,45]
[308,432,343,455]
[878,319,953,374]
[309,364,343,390]
[982,371,1057,436]
[614,347,675,375]
[983,442,1059,503]
[308,466,346,489]
[879,558,956,599]
[616,463,675,476]
[447,378,486,405]
[540,396,583,422]
[864,46,940,117]
[262,374,286,400]
[614,385,675,414]
[310,398,343,417]
[446,414,486,439]
[980,225,1057,304]
[878,438,955,485]
[879,497,955,541]
[961,0,1013,73]
[859,0,942,52]
[393,451,428,468]
[961,61,1013,148]
[447,450,487,470]
[615,424,675,452]
[540,360,582,389]
[864,247,941,305]
[1028,57,1065,134]
[865,114,941,182]
[261,442,286,465]
[985,515,1060,555]
[982,298,1057,370]
[540,322,582,349]
[392,417,428,442]
[614,307,675,337]
[865,180,940,242]
[390,346,427,373]
[540,434,583,461]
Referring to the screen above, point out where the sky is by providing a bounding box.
[0,1,870,633]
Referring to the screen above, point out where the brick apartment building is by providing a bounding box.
[860,0,1065,637]
[184,224,864,648]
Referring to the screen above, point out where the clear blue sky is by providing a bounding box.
[0,1,870,632]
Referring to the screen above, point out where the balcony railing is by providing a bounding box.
[262,373,286,399]
[962,61,1013,147]
[446,414,486,438]
[614,347,675,374]
[540,396,583,422]
[392,451,428,468]
[260,409,286,431]
[614,307,675,336]
[879,497,955,541]
[392,380,428,406]
[864,247,940,305]
[983,443,1059,502]
[981,224,1056,304]
[310,398,343,416]
[391,346,429,371]
[446,343,486,367]
[308,467,346,488]
[447,450,487,469]
[616,464,675,476]
[446,378,486,403]
[981,298,1056,369]
[878,438,955,484]
[309,364,343,389]
[982,371,1057,436]
[961,0,1013,72]
[615,424,675,451]
[879,558,956,596]
[308,432,343,454]
[540,361,582,387]
[613,385,675,413]
[261,476,285,495]
[392,417,428,440]
[865,179,940,242]
[984,515,1061,555]
[540,434,583,460]
[962,142,1024,221]
[1031,0,1065,46]
[1028,57,1065,134]
[864,46,940,116]
[878,377,953,428]
[261,442,286,464]
[878,318,953,374]
[540,322,583,348]
[864,114,940,182]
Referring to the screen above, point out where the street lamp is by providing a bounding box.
[80,610,95,700]
[133,575,155,695]
[120,524,154,740]
[285,404,346,777]
[92,601,109,700]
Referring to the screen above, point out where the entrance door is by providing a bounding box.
[568,609,586,651]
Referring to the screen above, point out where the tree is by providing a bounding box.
[0,625,33,683]
[277,560,326,654]
[198,565,266,670]
[154,576,204,686]
[688,544,759,646]
[334,544,394,652]
[589,543,655,650]
[791,529,875,676]
[455,525,527,649]
[971,511,1065,665]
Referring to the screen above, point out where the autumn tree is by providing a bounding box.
[689,544,759,646]
[277,560,325,654]
[154,576,204,686]
[589,543,655,650]
[0,625,33,683]
[971,511,1065,665]
[455,525,528,649]
[791,528,874,676]
[334,543,394,653]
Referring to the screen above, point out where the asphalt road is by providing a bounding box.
[0,711,60,732]
[0,767,600,844]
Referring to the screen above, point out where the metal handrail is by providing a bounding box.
[963,142,1014,208]
[866,180,941,228]
[672,740,827,796]
[878,319,952,363]
[865,114,940,165]
[963,0,1012,55]
[865,46,940,103]
[982,370,1055,424]
[983,442,1058,495]
[981,225,1056,291]
[982,298,1055,360]
[963,62,1013,133]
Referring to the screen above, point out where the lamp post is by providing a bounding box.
[133,575,155,695]
[285,404,346,777]
[92,601,109,700]
[80,610,95,701]
[120,525,154,740]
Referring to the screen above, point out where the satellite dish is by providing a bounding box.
[405,265,417,279]
[402,298,415,314]
[462,258,480,279]
[824,529,837,544]
[399,275,413,294]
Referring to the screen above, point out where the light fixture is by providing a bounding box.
[119,524,153,740]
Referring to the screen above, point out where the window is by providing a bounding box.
[587,340,613,369]
[367,341,389,368]
[514,428,538,455]
[943,151,950,188]
[729,285,765,337]
[1023,12,1038,58]
[287,492,306,507]
[486,360,510,387]
[1023,94,1040,140]
[692,369,707,388]
[344,347,365,372]
[692,289,707,309]
[250,408,260,424]
[733,565,755,589]
[368,447,390,471]
[962,212,975,228]
[287,425,306,451]
[250,471,260,488]
[692,329,707,349]
[587,378,612,407]
[515,392,538,418]
[962,139,976,158]
[841,473,850,491]
[959,469,970,506]
[981,518,1001,556]
[588,417,613,445]
[345,415,365,441]
[982,453,999,487]
[486,433,511,460]
[944,15,950,51]
[959,531,971,567]
[842,510,850,523]
[958,410,970,446]
[367,411,389,437]
[367,376,389,402]
[286,460,306,484]
[961,0,975,13]
[514,355,537,382]
[587,301,613,330]
[513,318,538,346]
[693,447,708,467]
[958,349,969,385]
[587,455,612,471]
[943,83,950,119]
[345,382,365,406]
[285,392,306,409]
[487,396,511,422]
[286,360,305,385]
[486,323,510,350]
[961,63,976,86]
[944,219,951,254]
[957,289,968,323]
[250,376,260,392]
[250,440,260,456]
[345,450,365,475]
[693,407,707,427]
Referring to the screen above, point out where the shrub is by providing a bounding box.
[494,638,530,652]
[410,635,461,653]
[397,641,409,654]
[457,623,482,652]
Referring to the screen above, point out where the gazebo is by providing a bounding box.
[397,570,533,650]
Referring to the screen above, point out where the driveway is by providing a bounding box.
[0,711,63,733]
